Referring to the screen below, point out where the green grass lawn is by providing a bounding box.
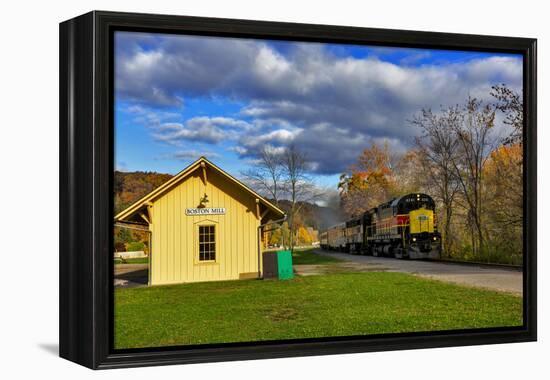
[114,257,149,265]
[291,248,344,265]
[114,272,522,349]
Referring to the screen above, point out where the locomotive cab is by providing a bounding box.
[395,194,441,259]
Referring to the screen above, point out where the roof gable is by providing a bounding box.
[115,157,285,222]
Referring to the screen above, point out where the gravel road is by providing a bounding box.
[313,249,522,295]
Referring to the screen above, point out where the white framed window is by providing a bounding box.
[198,225,216,261]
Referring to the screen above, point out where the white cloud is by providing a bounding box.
[150,116,254,145]
[126,104,181,126]
[152,122,225,145]
[229,146,248,155]
[253,46,291,80]
[116,32,523,175]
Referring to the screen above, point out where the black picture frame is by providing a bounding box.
[59,10,537,369]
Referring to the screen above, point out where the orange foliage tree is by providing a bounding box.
[338,141,398,217]
[296,226,313,246]
[482,143,523,257]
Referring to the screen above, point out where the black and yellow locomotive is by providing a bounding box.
[320,193,441,259]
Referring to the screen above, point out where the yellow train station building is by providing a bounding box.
[115,157,285,286]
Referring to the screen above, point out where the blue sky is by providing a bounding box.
[114,31,522,189]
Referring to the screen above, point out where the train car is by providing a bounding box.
[326,222,346,251]
[320,193,441,260]
[319,231,328,249]
[345,218,363,254]
[362,208,377,253]
[364,193,441,259]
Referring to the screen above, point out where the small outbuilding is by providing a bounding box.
[115,157,286,286]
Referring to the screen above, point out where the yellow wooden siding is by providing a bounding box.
[150,169,261,285]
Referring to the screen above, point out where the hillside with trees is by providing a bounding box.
[114,171,173,214]
[114,171,173,253]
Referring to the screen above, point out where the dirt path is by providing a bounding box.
[306,249,523,295]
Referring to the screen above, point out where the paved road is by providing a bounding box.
[314,249,523,295]
[114,264,148,288]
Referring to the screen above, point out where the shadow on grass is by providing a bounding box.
[115,269,148,286]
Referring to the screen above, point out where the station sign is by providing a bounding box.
[185,207,226,216]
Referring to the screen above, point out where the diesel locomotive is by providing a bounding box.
[320,193,441,259]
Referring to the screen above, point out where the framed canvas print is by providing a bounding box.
[59,11,537,369]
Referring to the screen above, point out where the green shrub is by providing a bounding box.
[452,242,522,265]
[125,241,145,252]
[476,245,522,266]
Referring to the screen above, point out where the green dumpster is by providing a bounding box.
[276,250,294,280]
[262,250,294,280]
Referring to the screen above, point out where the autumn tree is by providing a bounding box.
[268,227,283,246]
[486,84,523,260]
[411,106,462,256]
[296,226,313,245]
[338,141,397,217]
[483,144,523,258]
[392,149,427,194]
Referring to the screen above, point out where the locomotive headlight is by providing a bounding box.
[412,237,417,242]
[433,237,437,241]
